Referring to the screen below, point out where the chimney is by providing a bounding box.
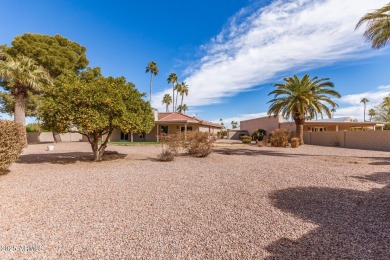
[153,109,159,121]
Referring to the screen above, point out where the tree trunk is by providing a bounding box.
[14,92,26,127]
[52,130,62,143]
[296,123,304,145]
[166,104,168,112]
[149,73,153,104]
[180,94,184,113]
[172,83,175,112]
[90,130,113,162]
[175,91,179,112]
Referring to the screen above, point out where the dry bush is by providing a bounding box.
[269,128,290,147]
[291,137,300,148]
[158,149,175,161]
[185,132,217,157]
[0,120,26,173]
[159,133,185,155]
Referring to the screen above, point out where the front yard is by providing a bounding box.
[1,142,389,258]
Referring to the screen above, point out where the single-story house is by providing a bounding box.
[236,115,386,139]
[109,112,223,142]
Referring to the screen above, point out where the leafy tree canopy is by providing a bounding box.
[39,67,155,161]
[5,33,88,78]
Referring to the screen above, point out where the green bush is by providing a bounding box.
[252,129,267,141]
[269,128,290,147]
[0,120,26,173]
[240,135,252,144]
[291,137,300,148]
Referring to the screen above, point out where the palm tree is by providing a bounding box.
[174,82,182,111]
[179,81,189,109]
[331,107,336,118]
[177,104,188,114]
[356,3,390,49]
[162,94,172,112]
[145,61,158,104]
[368,108,376,122]
[167,73,178,111]
[268,74,340,144]
[360,98,369,121]
[0,54,51,127]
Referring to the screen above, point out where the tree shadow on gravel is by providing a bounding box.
[213,148,309,158]
[17,151,127,164]
[266,172,390,259]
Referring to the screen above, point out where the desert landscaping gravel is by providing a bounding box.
[0,142,389,259]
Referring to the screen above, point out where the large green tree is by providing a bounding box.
[0,54,52,127]
[356,3,390,49]
[167,73,178,111]
[0,34,89,118]
[268,75,340,144]
[146,61,158,104]
[39,68,154,161]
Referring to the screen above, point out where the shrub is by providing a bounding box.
[291,137,300,148]
[0,120,26,173]
[185,132,217,157]
[240,135,252,144]
[269,128,290,147]
[26,123,41,132]
[158,149,175,161]
[252,129,267,141]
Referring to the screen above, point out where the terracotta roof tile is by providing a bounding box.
[157,112,222,128]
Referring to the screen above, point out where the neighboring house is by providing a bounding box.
[109,112,223,142]
[237,115,386,139]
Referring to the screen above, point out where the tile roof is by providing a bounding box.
[157,112,222,128]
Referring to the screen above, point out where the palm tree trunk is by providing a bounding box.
[175,92,179,112]
[14,91,26,127]
[363,104,366,121]
[296,123,304,145]
[149,73,153,104]
[172,83,175,112]
[180,94,184,112]
[166,104,168,112]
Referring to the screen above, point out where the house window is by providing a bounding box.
[139,132,146,139]
[120,132,129,140]
[312,127,326,132]
[180,126,193,132]
[160,125,169,134]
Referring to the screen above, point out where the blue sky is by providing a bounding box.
[1,0,389,126]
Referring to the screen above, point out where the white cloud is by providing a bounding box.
[153,0,388,110]
[340,88,390,106]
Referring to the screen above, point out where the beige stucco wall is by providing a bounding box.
[240,116,282,135]
[227,130,249,140]
[304,131,390,151]
[27,132,83,144]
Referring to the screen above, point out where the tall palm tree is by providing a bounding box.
[360,98,369,121]
[268,74,340,144]
[145,61,158,104]
[368,108,376,122]
[177,104,188,114]
[331,107,336,118]
[162,94,172,112]
[0,54,51,127]
[167,73,178,111]
[179,81,189,109]
[174,82,182,111]
[356,3,390,49]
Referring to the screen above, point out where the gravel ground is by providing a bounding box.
[0,142,389,259]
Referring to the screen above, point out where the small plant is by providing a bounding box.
[0,120,26,173]
[158,149,175,161]
[252,129,267,142]
[159,133,184,155]
[269,128,290,147]
[240,135,252,144]
[291,137,300,148]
